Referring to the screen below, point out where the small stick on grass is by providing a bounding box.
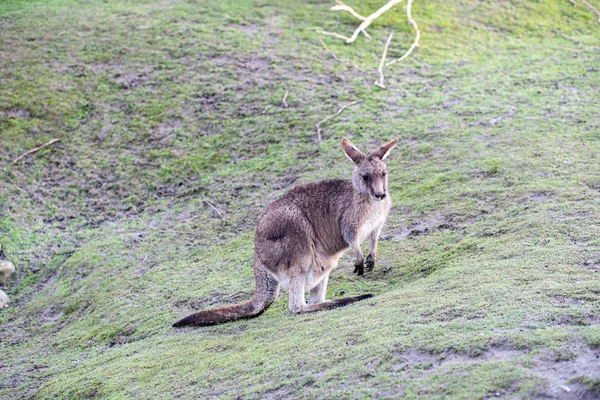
[375,32,394,89]
[282,91,289,108]
[13,138,62,164]
[261,105,273,114]
[318,35,362,70]
[319,35,343,62]
[315,99,363,142]
[386,0,420,66]
[554,29,582,45]
[204,200,224,220]
[332,0,366,20]
[317,30,351,42]
[570,0,577,6]
[581,0,600,21]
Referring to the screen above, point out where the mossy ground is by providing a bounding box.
[1,0,599,398]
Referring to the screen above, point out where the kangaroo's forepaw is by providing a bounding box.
[353,261,365,276]
[365,254,375,272]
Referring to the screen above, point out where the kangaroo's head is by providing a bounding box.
[341,137,399,201]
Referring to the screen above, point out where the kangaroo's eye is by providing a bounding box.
[362,175,369,182]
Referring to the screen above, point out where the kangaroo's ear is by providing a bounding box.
[371,138,399,160]
[341,138,366,165]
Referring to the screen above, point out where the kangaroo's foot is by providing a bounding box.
[353,260,364,276]
[299,294,374,313]
[365,254,375,272]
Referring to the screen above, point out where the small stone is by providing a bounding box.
[0,290,9,308]
[0,260,15,283]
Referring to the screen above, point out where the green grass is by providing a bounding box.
[1,0,599,398]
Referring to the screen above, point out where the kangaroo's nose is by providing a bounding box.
[375,193,387,200]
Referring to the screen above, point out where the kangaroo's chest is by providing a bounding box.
[357,202,390,242]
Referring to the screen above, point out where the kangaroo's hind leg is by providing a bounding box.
[288,276,307,314]
[307,272,329,305]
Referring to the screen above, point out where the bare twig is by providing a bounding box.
[282,91,289,108]
[204,200,224,220]
[13,138,61,164]
[375,32,394,89]
[317,29,351,41]
[315,100,363,142]
[581,0,600,21]
[386,0,420,66]
[554,29,582,45]
[318,35,362,70]
[319,35,343,62]
[570,0,577,6]
[331,1,371,39]
[261,105,273,114]
[332,0,366,20]
[346,0,404,44]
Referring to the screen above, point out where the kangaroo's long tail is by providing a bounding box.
[300,294,374,313]
[173,266,279,328]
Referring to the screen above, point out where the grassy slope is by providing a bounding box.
[1,0,599,398]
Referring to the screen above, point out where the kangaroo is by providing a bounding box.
[173,137,399,327]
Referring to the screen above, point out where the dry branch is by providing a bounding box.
[331,1,372,39]
[282,91,289,108]
[332,0,366,20]
[318,35,362,70]
[375,32,394,89]
[346,0,404,44]
[386,0,420,66]
[581,0,600,21]
[204,200,224,220]
[570,0,577,6]
[315,100,363,142]
[13,138,61,164]
[319,35,343,62]
[317,29,351,41]
[554,30,582,45]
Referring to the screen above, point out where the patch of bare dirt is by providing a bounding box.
[532,348,600,399]
[382,212,472,241]
[580,254,600,271]
[0,108,30,119]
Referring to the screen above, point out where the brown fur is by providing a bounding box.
[173,138,399,327]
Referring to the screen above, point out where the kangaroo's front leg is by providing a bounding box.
[343,228,365,275]
[349,240,365,276]
[366,225,383,272]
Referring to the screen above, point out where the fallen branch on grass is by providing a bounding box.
[375,32,394,88]
[554,30,582,45]
[315,100,363,142]
[318,35,362,70]
[386,0,420,66]
[581,0,600,21]
[330,2,372,39]
[282,91,289,108]
[317,29,351,42]
[204,200,224,220]
[344,0,404,44]
[331,0,366,20]
[13,138,62,164]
